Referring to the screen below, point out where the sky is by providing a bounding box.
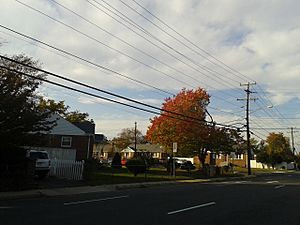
[1,0,300,150]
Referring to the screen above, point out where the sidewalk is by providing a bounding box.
[0,175,255,201]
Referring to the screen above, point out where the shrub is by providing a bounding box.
[126,158,147,176]
[111,153,122,169]
[83,158,98,180]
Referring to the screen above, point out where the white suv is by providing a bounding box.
[27,150,51,179]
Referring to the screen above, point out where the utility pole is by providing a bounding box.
[290,127,296,155]
[238,82,257,175]
[134,121,137,151]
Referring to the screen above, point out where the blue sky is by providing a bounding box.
[1,0,300,151]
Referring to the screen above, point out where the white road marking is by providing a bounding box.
[274,185,286,189]
[0,206,13,209]
[235,181,248,184]
[266,181,279,184]
[167,202,216,215]
[64,195,129,206]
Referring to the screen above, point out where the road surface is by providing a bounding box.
[1,172,300,225]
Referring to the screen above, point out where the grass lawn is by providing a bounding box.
[233,166,288,174]
[86,166,238,186]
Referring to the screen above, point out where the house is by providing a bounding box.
[193,151,247,167]
[93,134,108,158]
[93,141,120,160]
[121,144,166,160]
[32,114,94,161]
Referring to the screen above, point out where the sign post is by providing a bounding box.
[172,142,177,178]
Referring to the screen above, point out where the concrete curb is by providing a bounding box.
[0,175,256,201]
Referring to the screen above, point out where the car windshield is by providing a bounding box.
[29,152,48,160]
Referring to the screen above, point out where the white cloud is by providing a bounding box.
[2,0,300,141]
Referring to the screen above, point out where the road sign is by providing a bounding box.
[173,142,177,153]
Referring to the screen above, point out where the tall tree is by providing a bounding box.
[113,127,145,150]
[256,132,293,168]
[146,88,209,157]
[65,110,89,123]
[146,88,244,166]
[0,54,55,152]
[38,98,90,123]
[38,98,69,117]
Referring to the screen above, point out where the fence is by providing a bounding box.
[49,159,84,180]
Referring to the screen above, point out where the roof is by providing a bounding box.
[128,144,164,153]
[101,144,121,153]
[73,121,95,134]
[94,134,107,144]
[121,147,135,153]
[48,114,87,136]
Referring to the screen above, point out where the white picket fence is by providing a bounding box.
[49,159,85,180]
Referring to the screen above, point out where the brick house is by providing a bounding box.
[34,114,94,161]
[193,151,247,168]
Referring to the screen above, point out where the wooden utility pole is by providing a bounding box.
[291,127,296,155]
[237,82,257,175]
[134,121,137,151]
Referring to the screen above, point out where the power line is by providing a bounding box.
[1,55,243,130]
[16,0,192,93]
[87,0,245,97]
[16,0,243,107]
[127,0,294,130]
[116,0,243,86]
[129,0,251,83]
[0,24,173,97]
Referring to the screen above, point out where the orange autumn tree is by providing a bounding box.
[146,87,210,159]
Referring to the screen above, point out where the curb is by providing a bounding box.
[0,175,256,201]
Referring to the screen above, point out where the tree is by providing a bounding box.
[0,54,55,152]
[256,133,293,168]
[38,98,69,117]
[146,88,209,156]
[112,127,146,150]
[146,88,245,167]
[38,99,90,123]
[111,152,122,169]
[65,110,89,123]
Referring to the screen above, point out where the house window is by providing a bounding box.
[216,154,222,160]
[235,154,243,160]
[61,136,72,147]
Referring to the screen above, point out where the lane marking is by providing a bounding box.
[274,185,285,189]
[64,195,129,206]
[167,202,216,215]
[266,181,279,184]
[235,181,248,184]
[0,206,13,209]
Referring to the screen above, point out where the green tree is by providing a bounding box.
[0,54,55,152]
[38,98,69,117]
[65,110,89,123]
[38,98,90,123]
[256,133,293,168]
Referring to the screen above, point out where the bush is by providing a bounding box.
[111,153,122,169]
[83,158,99,180]
[126,158,147,176]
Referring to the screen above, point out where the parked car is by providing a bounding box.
[27,150,51,179]
[180,160,196,170]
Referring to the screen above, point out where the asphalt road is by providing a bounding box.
[1,172,300,225]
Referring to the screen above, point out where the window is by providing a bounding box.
[216,154,222,160]
[61,136,72,147]
[234,154,243,160]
